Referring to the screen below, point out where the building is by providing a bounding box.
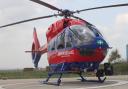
[126,44,128,62]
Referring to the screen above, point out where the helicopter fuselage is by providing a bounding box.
[46,18,109,72]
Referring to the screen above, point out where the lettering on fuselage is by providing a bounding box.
[57,50,74,57]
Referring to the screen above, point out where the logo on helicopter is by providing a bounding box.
[58,50,74,56]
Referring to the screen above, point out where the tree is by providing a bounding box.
[108,49,121,63]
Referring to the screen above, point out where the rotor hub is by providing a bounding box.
[61,9,73,18]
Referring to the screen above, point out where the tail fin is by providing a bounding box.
[31,28,41,68]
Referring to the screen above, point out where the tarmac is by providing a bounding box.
[0,75,128,89]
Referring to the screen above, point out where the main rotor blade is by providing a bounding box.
[74,3,128,13]
[72,15,93,26]
[30,0,62,12]
[0,14,59,28]
[71,15,86,22]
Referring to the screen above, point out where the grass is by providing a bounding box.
[0,70,48,79]
[0,63,128,79]
[113,62,128,75]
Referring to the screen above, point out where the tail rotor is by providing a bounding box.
[31,28,41,68]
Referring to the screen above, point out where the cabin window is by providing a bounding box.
[56,32,65,50]
[65,30,72,48]
[48,39,56,51]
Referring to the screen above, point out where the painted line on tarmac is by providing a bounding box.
[71,80,128,89]
[0,80,128,89]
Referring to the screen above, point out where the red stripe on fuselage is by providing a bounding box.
[48,48,106,64]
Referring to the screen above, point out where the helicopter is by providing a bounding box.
[0,0,128,86]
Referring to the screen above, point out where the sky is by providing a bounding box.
[0,0,128,69]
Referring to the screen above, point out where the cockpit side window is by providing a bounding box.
[87,24,103,37]
[69,25,95,45]
[65,30,73,48]
[69,30,80,46]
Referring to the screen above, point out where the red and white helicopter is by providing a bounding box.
[0,0,128,86]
